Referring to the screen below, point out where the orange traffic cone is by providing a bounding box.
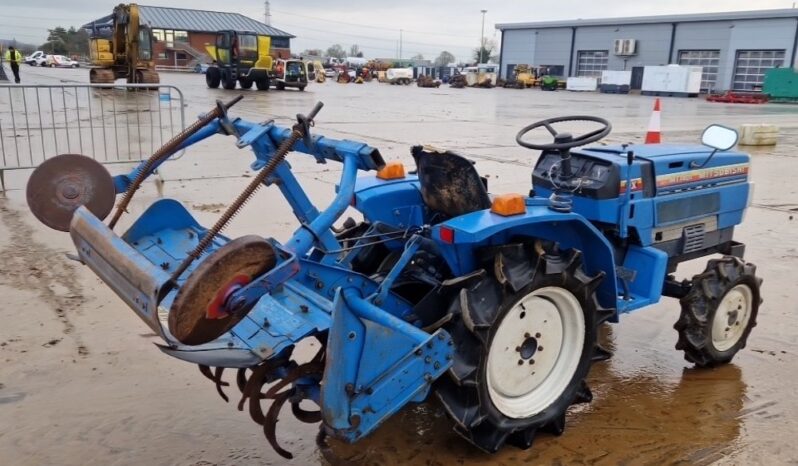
[645,98,662,144]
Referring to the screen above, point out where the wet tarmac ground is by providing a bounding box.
[1,66,797,465]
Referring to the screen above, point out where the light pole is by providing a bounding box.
[480,9,487,64]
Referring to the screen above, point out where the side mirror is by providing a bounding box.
[701,124,738,151]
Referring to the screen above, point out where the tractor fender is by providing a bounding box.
[432,204,619,310]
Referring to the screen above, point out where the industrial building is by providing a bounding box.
[496,9,798,93]
[84,6,293,69]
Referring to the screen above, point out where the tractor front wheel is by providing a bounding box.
[206,68,221,88]
[239,77,253,89]
[435,244,612,453]
[675,257,761,367]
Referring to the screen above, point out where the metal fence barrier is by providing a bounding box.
[0,83,185,189]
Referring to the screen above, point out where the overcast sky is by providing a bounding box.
[2,0,795,60]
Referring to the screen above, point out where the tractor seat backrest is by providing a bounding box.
[411,145,492,221]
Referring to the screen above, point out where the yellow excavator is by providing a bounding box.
[89,3,159,84]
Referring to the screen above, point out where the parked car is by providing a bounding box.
[47,55,79,68]
[194,62,210,74]
[324,67,336,78]
[24,51,45,65]
[32,54,50,66]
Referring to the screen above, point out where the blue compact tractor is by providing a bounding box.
[26,98,761,456]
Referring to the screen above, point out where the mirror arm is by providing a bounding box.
[690,148,718,169]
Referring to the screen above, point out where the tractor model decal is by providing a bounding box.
[656,163,749,189]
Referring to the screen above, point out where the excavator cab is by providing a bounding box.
[88,3,159,84]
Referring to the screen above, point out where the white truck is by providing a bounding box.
[24,51,46,66]
[386,68,413,85]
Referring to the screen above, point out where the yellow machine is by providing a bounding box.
[204,31,273,90]
[89,3,159,84]
[503,64,537,89]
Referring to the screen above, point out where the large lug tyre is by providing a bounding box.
[256,77,270,91]
[238,76,253,89]
[222,72,237,90]
[206,67,221,88]
[435,244,613,453]
[675,256,762,367]
[276,81,285,90]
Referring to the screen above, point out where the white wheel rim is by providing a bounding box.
[711,284,753,352]
[486,286,585,419]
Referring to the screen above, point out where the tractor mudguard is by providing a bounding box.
[431,202,619,313]
[353,174,425,229]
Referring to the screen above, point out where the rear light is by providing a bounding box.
[439,226,455,244]
[377,161,406,180]
[490,193,526,216]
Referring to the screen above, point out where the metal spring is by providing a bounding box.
[108,95,244,229]
[166,101,324,286]
[549,191,573,212]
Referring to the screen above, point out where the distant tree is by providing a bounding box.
[326,44,346,60]
[42,27,69,54]
[356,51,364,58]
[39,26,89,56]
[301,48,323,57]
[66,27,89,56]
[434,51,455,67]
[411,53,424,60]
[349,44,360,57]
[473,38,498,64]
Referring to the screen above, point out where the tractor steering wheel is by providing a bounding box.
[516,116,611,151]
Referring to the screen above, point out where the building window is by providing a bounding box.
[157,52,167,59]
[271,37,290,49]
[733,50,785,91]
[152,29,165,42]
[175,30,188,43]
[678,50,720,93]
[576,50,608,77]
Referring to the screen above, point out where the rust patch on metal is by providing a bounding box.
[168,235,276,345]
[26,154,115,232]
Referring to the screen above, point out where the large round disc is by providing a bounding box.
[168,236,276,346]
[26,154,115,231]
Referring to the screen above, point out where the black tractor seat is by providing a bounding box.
[411,145,492,222]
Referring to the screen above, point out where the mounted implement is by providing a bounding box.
[26,99,762,456]
[88,3,159,84]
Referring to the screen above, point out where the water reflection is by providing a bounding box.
[319,327,746,465]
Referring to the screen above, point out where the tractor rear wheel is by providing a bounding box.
[206,68,221,88]
[256,77,270,91]
[222,72,237,90]
[435,244,612,453]
[239,77,253,89]
[675,257,761,367]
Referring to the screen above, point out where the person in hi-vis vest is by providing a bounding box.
[4,46,22,83]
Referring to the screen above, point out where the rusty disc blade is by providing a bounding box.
[169,236,276,346]
[26,154,115,232]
